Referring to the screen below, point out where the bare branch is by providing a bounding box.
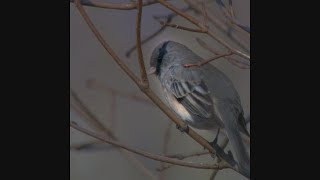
[159,137,230,172]
[126,7,191,57]
[70,141,115,152]
[157,20,207,33]
[70,88,156,179]
[166,151,210,160]
[159,122,173,180]
[86,79,153,106]
[157,0,250,60]
[183,51,233,68]
[74,0,141,86]
[136,0,149,86]
[71,122,231,170]
[157,0,208,30]
[70,0,158,10]
[73,1,247,177]
[228,0,235,20]
[201,1,209,27]
[209,137,229,180]
[196,38,249,69]
[185,0,250,52]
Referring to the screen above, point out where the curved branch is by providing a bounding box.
[70,89,156,179]
[74,0,141,85]
[183,51,233,68]
[156,0,250,60]
[71,122,231,170]
[70,0,158,10]
[73,1,247,178]
[136,0,149,86]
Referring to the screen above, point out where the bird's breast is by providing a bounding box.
[163,88,193,123]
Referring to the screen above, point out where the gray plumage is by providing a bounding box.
[149,41,250,176]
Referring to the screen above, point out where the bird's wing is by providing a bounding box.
[163,65,214,118]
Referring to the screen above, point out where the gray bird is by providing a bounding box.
[148,41,250,177]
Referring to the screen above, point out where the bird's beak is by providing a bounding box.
[147,67,156,75]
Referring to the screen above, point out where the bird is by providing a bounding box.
[148,40,250,177]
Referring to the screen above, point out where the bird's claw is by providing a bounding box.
[176,124,189,133]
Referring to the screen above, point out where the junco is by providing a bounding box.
[148,41,250,177]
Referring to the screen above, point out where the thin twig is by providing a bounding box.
[71,122,231,170]
[74,0,141,86]
[126,7,191,57]
[70,141,115,152]
[167,151,210,160]
[196,38,249,69]
[86,79,153,106]
[226,0,250,35]
[157,0,250,60]
[159,122,173,180]
[70,89,156,179]
[201,1,209,27]
[209,137,229,180]
[185,0,250,52]
[184,51,233,68]
[158,20,206,33]
[70,90,114,137]
[159,137,230,172]
[136,0,149,86]
[74,1,246,177]
[109,91,117,130]
[70,0,158,10]
[157,151,210,171]
[228,0,235,20]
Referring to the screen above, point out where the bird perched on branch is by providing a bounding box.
[148,41,250,177]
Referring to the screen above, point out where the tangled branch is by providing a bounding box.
[71,0,250,179]
[71,122,231,170]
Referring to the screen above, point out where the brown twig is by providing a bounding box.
[157,0,250,60]
[210,137,230,180]
[157,151,210,171]
[183,51,233,68]
[159,137,230,173]
[70,141,115,152]
[201,1,209,27]
[70,90,114,137]
[159,122,173,180]
[74,1,246,177]
[74,0,141,86]
[215,0,250,37]
[185,0,250,52]
[109,91,117,130]
[166,151,210,160]
[86,79,153,106]
[158,20,207,33]
[70,89,156,179]
[71,122,231,170]
[195,38,249,69]
[228,0,235,20]
[136,0,149,86]
[126,7,192,57]
[70,0,158,10]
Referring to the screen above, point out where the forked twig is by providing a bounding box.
[136,0,149,86]
[70,0,158,10]
[183,51,233,68]
[157,0,250,60]
[73,0,249,178]
[196,38,249,69]
[70,89,156,179]
[71,122,231,170]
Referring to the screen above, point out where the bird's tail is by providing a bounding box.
[220,107,250,178]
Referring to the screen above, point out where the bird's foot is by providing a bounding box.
[176,124,189,133]
[209,127,221,146]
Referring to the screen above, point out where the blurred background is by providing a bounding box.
[70,0,250,179]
